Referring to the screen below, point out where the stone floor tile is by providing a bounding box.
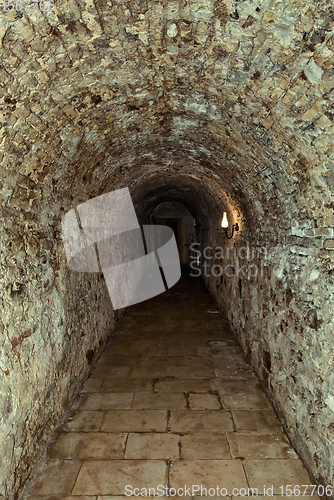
[130,366,169,378]
[211,351,246,361]
[188,393,221,410]
[226,432,297,459]
[82,379,104,393]
[231,410,282,433]
[72,460,167,495]
[99,355,142,366]
[210,345,245,356]
[49,433,127,460]
[138,356,211,367]
[100,378,153,393]
[24,460,82,495]
[101,410,167,432]
[220,392,270,410]
[132,392,187,409]
[67,411,105,432]
[108,340,141,347]
[209,345,247,353]
[125,433,180,459]
[210,379,260,393]
[129,338,168,346]
[213,363,254,376]
[243,459,312,494]
[136,357,177,368]
[165,365,216,378]
[181,433,231,459]
[197,347,211,356]
[183,355,213,366]
[210,336,234,347]
[167,346,202,356]
[212,373,251,381]
[169,410,234,433]
[106,346,149,356]
[143,325,172,333]
[79,393,134,410]
[148,345,168,355]
[214,365,254,378]
[90,366,131,379]
[172,320,198,329]
[170,460,248,491]
[202,331,236,341]
[155,378,211,393]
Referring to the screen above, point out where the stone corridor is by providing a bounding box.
[21,273,315,499]
[2,0,334,495]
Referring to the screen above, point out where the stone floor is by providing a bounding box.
[21,272,317,500]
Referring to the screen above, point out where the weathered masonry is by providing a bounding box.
[0,0,334,497]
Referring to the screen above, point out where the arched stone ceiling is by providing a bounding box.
[1,0,333,235]
[129,170,240,231]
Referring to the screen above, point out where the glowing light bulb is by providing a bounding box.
[221,212,228,228]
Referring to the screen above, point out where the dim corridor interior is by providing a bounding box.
[20,272,318,499]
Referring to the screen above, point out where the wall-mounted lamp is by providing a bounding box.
[221,211,239,239]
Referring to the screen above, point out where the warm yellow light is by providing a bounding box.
[221,212,228,228]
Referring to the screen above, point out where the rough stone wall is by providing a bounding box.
[202,226,334,493]
[0,0,334,496]
[0,206,115,497]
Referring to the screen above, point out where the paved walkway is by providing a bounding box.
[22,273,315,499]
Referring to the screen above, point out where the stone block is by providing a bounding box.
[324,239,334,249]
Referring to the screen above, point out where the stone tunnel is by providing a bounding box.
[0,0,334,497]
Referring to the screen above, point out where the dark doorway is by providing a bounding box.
[154,217,181,250]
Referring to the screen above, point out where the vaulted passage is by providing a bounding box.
[21,274,313,496]
[1,0,334,498]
